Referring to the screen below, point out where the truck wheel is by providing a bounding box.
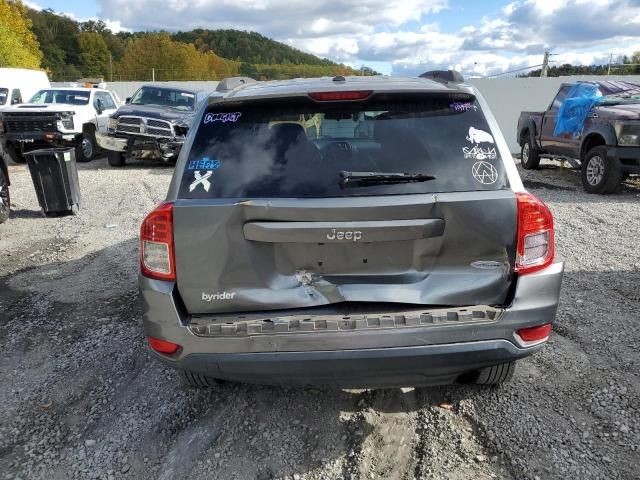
[5,144,25,164]
[180,370,220,388]
[472,362,516,385]
[107,151,125,167]
[581,146,623,194]
[0,168,10,223]
[520,138,541,169]
[76,128,97,162]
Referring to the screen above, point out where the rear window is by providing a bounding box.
[179,93,508,199]
[29,89,90,105]
[130,87,196,111]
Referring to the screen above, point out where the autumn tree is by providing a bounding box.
[116,33,211,80]
[206,51,239,78]
[0,0,42,69]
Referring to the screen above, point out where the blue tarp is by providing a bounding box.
[553,83,604,137]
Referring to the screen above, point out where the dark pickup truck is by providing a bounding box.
[517,81,640,193]
[95,85,208,167]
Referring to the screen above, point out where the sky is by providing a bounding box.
[26,0,640,77]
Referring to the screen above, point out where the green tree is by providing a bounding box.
[81,19,125,62]
[239,62,259,78]
[77,31,109,77]
[27,8,80,79]
[0,0,42,68]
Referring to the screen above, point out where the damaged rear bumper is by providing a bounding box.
[139,261,564,387]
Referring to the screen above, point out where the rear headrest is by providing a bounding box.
[269,123,306,143]
[372,113,394,143]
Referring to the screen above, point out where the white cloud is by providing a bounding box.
[97,0,448,37]
[92,0,640,76]
[101,19,130,33]
[22,0,42,10]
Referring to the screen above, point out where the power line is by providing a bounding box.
[485,63,546,78]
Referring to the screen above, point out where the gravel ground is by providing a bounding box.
[0,156,638,480]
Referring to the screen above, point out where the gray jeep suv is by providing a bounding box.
[139,73,564,388]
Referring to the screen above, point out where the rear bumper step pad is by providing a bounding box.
[188,306,501,337]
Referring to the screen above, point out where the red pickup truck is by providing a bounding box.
[517,81,640,194]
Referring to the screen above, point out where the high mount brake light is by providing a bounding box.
[309,91,373,101]
[140,202,175,281]
[515,192,555,275]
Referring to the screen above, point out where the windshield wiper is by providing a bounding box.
[339,171,436,187]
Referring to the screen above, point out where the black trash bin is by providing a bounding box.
[25,148,81,217]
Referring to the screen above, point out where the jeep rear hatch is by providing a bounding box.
[171,92,518,315]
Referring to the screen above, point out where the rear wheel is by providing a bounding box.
[5,144,25,164]
[472,362,516,385]
[76,127,97,162]
[107,151,125,167]
[520,138,541,169]
[0,167,10,223]
[180,370,220,388]
[581,146,622,194]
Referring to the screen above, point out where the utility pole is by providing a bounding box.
[109,54,113,83]
[608,53,613,76]
[541,50,550,77]
[152,68,155,82]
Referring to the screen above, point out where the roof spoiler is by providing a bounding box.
[215,77,257,93]
[419,70,464,84]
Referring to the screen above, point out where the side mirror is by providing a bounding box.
[11,97,20,105]
[125,97,131,104]
[95,99,104,114]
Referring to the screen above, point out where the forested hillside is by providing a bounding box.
[174,30,335,66]
[0,2,374,81]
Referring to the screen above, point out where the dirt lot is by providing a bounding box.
[0,157,638,480]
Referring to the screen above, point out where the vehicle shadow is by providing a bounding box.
[0,238,499,480]
[77,155,176,174]
[3,234,636,480]
[8,208,43,219]
[516,161,640,203]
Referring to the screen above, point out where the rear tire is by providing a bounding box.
[581,146,622,194]
[520,138,541,169]
[473,362,516,385]
[5,144,25,164]
[107,151,125,167]
[181,370,220,388]
[0,167,10,224]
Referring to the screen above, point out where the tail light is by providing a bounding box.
[148,336,180,354]
[515,192,554,275]
[309,91,373,101]
[515,323,552,347]
[517,324,552,342]
[140,202,175,281]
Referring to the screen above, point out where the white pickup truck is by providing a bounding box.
[0,87,120,163]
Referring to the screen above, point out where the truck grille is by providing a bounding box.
[4,113,58,134]
[116,116,173,138]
